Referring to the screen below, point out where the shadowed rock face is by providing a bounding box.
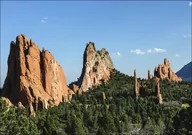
[154,58,182,82]
[74,42,114,92]
[1,34,70,114]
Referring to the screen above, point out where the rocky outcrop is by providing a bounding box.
[1,97,13,107]
[148,70,153,80]
[73,42,114,92]
[18,102,25,109]
[102,92,106,100]
[70,84,79,94]
[154,58,182,82]
[155,78,163,104]
[1,34,70,115]
[134,69,140,98]
[134,70,163,104]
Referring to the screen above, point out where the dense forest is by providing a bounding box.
[0,69,192,135]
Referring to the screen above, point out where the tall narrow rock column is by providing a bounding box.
[148,70,153,80]
[134,69,139,98]
[156,81,163,104]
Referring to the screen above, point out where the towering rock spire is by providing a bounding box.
[148,70,153,80]
[1,34,71,115]
[154,58,182,82]
[134,69,139,98]
[155,79,163,104]
[72,42,114,92]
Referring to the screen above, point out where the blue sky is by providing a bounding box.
[1,1,191,87]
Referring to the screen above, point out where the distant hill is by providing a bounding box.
[176,61,192,82]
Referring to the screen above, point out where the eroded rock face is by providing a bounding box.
[154,58,182,82]
[1,34,69,114]
[75,42,114,92]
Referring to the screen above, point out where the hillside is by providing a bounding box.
[176,61,192,82]
[0,69,192,135]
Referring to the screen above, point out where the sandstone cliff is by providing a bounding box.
[70,42,114,92]
[1,34,71,114]
[154,58,182,82]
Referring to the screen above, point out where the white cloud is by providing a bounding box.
[112,52,121,58]
[41,20,46,23]
[183,34,187,38]
[117,52,121,56]
[189,1,192,6]
[147,49,152,53]
[131,48,167,55]
[183,34,192,38]
[41,17,48,23]
[130,49,145,55]
[175,54,180,57]
[153,48,167,53]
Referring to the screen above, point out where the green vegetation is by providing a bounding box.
[0,69,192,135]
[182,103,190,109]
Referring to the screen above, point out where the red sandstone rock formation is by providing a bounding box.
[1,97,13,107]
[134,70,163,104]
[155,79,163,104]
[18,102,25,109]
[134,69,140,98]
[102,92,106,100]
[1,34,71,114]
[71,84,79,94]
[148,70,153,80]
[154,58,182,82]
[73,42,114,92]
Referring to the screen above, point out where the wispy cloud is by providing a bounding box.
[112,52,121,58]
[146,48,167,53]
[41,20,46,23]
[175,54,180,57]
[183,34,192,38]
[147,49,152,53]
[41,17,48,23]
[116,52,121,56]
[130,49,145,55]
[131,48,167,55]
[153,48,167,53]
[189,1,192,7]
